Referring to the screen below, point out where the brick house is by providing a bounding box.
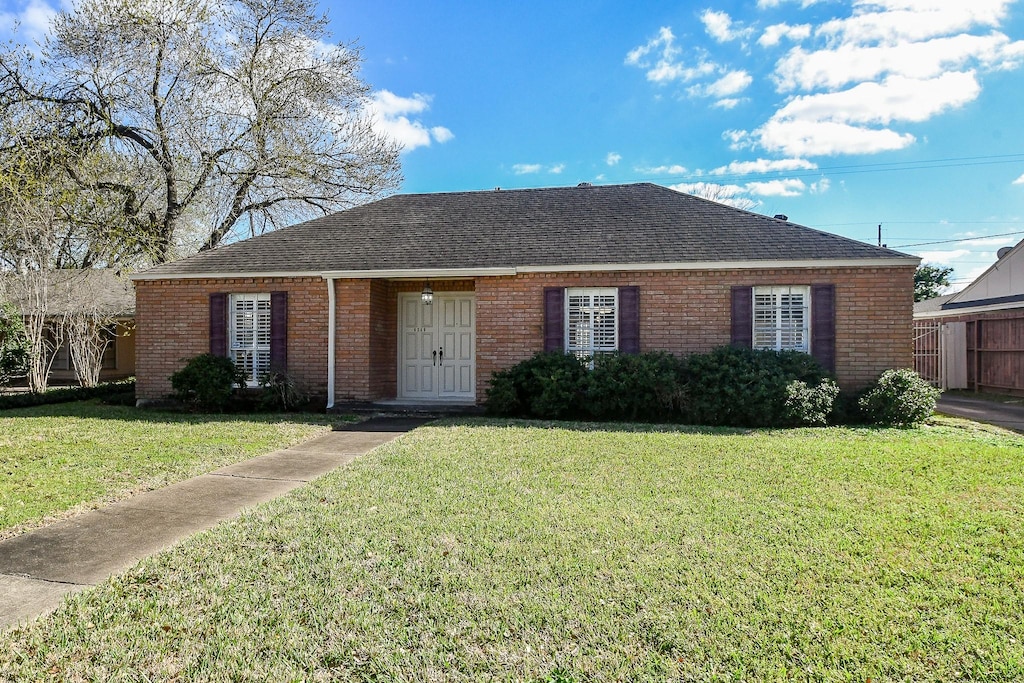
[131,183,918,408]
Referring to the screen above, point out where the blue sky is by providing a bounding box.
[4,0,1024,290]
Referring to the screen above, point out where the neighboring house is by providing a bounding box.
[914,240,1024,394]
[131,183,918,408]
[3,269,136,385]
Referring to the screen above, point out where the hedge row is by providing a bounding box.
[486,347,938,428]
[0,379,136,410]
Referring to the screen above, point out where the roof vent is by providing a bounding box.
[998,246,1013,259]
[774,214,788,221]
[577,182,592,188]
[494,187,501,191]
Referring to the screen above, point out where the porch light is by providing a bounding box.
[421,284,433,305]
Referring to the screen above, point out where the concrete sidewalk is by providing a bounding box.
[937,394,1024,433]
[0,417,430,631]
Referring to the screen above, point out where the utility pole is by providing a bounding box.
[878,223,882,247]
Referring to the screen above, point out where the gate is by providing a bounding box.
[913,321,967,390]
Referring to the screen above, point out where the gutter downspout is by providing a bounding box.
[326,277,336,410]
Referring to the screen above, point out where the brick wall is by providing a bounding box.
[476,266,915,397]
[135,277,329,401]
[136,266,913,405]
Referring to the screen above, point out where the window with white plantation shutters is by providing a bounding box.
[565,288,618,360]
[753,286,810,352]
[229,293,271,384]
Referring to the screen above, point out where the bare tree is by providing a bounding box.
[0,0,401,265]
[675,182,758,211]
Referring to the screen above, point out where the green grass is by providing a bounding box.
[0,401,334,538]
[2,418,1023,680]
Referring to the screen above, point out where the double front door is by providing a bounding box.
[399,293,475,400]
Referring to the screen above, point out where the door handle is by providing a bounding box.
[432,349,437,366]
[439,347,444,366]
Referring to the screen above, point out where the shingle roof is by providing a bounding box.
[913,293,956,314]
[3,269,135,316]
[137,183,915,278]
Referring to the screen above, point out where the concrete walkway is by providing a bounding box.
[937,394,1024,433]
[0,417,430,631]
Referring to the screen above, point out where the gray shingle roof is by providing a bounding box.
[138,183,915,277]
[3,269,135,316]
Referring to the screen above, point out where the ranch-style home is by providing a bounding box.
[131,182,919,408]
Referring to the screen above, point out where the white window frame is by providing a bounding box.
[565,287,618,361]
[229,293,271,386]
[753,286,810,352]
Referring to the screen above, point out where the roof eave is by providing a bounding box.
[131,257,919,281]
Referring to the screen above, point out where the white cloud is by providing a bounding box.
[701,10,752,43]
[1014,173,1024,185]
[625,26,718,84]
[0,0,57,45]
[775,72,981,126]
[759,23,811,47]
[368,90,453,153]
[710,158,817,175]
[549,163,565,174]
[606,152,622,166]
[713,98,742,109]
[638,164,688,175]
[810,177,831,193]
[775,33,1024,92]
[513,163,542,175]
[745,178,807,196]
[917,249,971,263]
[430,126,454,143]
[755,119,916,156]
[690,70,753,99]
[817,1,1014,46]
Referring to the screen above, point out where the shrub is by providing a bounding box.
[485,352,587,419]
[0,302,30,387]
[258,371,309,411]
[783,378,840,427]
[859,368,940,427]
[169,354,247,412]
[683,346,830,427]
[0,379,135,410]
[584,351,686,422]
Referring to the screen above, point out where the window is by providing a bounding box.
[565,288,618,359]
[753,286,810,352]
[230,293,271,384]
[101,326,117,370]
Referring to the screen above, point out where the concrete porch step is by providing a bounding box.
[331,400,484,418]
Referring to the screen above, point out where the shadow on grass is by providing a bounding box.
[433,415,959,438]
[0,399,343,429]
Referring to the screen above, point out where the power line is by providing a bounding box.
[637,152,1024,185]
[891,230,1024,248]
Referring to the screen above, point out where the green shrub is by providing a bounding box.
[485,352,587,419]
[169,354,246,412]
[584,351,686,422]
[487,347,836,428]
[0,302,30,386]
[783,378,840,427]
[683,347,830,427]
[858,368,940,427]
[0,379,135,410]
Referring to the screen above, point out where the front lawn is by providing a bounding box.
[0,401,333,539]
[2,419,1023,680]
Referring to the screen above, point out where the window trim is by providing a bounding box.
[229,293,272,386]
[564,287,619,359]
[752,285,811,353]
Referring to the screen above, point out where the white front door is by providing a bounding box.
[399,293,475,400]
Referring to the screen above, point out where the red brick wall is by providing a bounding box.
[476,266,915,397]
[135,277,329,401]
[136,266,913,405]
